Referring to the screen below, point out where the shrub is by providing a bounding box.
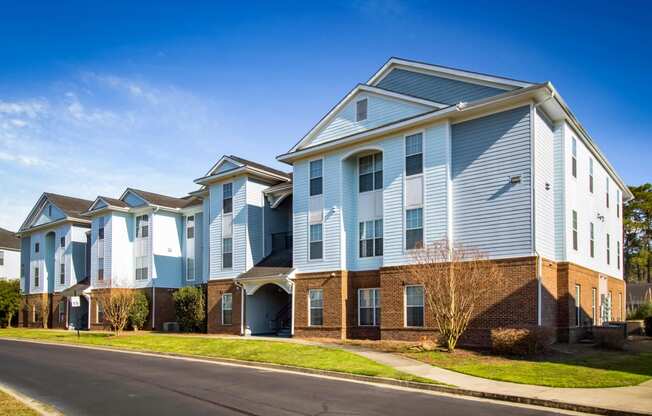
[173,286,205,332]
[95,289,136,333]
[627,301,652,320]
[129,291,149,331]
[593,326,626,350]
[491,327,554,356]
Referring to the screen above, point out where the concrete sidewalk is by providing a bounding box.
[342,345,652,415]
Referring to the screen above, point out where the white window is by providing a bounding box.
[222,238,232,269]
[588,158,593,193]
[58,300,65,323]
[405,133,423,176]
[34,242,39,253]
[618,292,623,320]
[98,257,104,281]
[60,236,65,248]
[358,288,380,326]
[572,210,578,251]
[309,160,323,196]
[617,241,621,270]
[34,267,40,287]
[0,251,3,266]
[575,284,581,327]
[356,98,368,122]
[222,293,232,325]
[223,183,233,214]
[606,233,611,265]
[99,217,105,240]
[571,137,577,178]
[606,177,610,208]
[135,214,149,280]
[607,291,613,321]
[589,222,595,258]
[97,303,105,323]
[405,285,424,327]
[186,215,195,239]
[406,208,423,250]
[591,287,597,324]
[308,289,323,326]
[359,153,382,192]
[616,189,621,218]
[186,258,195,281]
[309,224,323,260]
[59,263,65,285]
[359,220,383,257]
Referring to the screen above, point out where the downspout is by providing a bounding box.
[235,281,245,336]
[152,206,159,330]
[532,90,555,327]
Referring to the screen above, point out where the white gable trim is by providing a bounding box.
[204,155,245,177]
[119,189,149,206]
[289,84,445,154]
[82,197,130,217]
[18,193,49,232]
[367,58,533,90]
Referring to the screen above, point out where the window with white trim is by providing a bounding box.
[575,284,581,327]
[98,257,104,281]
[606,177,610,208]
[606,233,611,265]
[186,215,195,239]
[308,289,323,326]
[186,258,195,281]
[359,219,383,257]
[359,153,382,192]
[59,263,65,285]
[223,183,233,214]
[222,238,233,269]
[98,217,105,240]
[135,214,149,280]
[34,267,39,287]
[617,241,621,270]
[405,133,423,176]
[571,137,577,178]
[60,236,65,248]
[589,158,594,193]
[186,215,196,280]
[356,98,368,122]
[309,160,323,196]
[405,285,424,327]
[309,224,323,260]
[591,287,597,325]
[97,303,105,323]
[406,208,423,250]
[589,222,595,258]
[358,288,380,326]
[58,300,65,323]
[572,210,578,251]
[616,189,621,218]
[222,293,232,325]
[35,242,39,253]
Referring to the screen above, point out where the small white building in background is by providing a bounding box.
[0,227,21,280]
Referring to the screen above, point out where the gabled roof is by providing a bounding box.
[195,155,290,186]
[0,227,20,250]
[120,188,199,210]
[367,57,535,90]
[19,192,93,233]
[82,196,130,216]
[287,84,445,153]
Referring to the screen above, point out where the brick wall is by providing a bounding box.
[206,280,242,335]
[346,270,381,340]
[89,288,178,331]
[293,271,344,339]
[19,293,52,328]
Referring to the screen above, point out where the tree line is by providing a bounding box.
[624,183,652,283]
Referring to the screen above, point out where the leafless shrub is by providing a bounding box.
[95,288,136,334]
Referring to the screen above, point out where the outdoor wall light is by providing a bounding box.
[510,175,521,185]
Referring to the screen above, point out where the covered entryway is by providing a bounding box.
[61,277,91,330]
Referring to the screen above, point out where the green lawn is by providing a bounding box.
[407,348,652,388]
[0,328,434,384]
[0,390,38,416]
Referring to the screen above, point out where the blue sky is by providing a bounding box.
[1,0,650,230]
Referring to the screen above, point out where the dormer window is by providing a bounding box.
[356,98,368,122]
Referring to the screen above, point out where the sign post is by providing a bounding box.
[71,296,81,339]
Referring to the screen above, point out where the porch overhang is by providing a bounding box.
[235,268,294,295]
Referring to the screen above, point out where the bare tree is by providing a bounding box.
[95,288,136,334]
[408,239,503,352]
[33,296,50,329]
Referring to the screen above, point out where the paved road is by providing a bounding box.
[0,339,565,416]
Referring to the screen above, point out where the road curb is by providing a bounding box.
[0,381,63,416]
[1,337,647,416]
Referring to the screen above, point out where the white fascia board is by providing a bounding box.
[367,58,533,90]
[286,84,445,155]
[18,193,48,232]
[204,155,246,177]
[16,217,91,237]
[194,166,289,186]
[279,84,548,163]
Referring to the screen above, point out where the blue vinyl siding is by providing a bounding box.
[34,203,65,226]
[20,236,31,293]
[451,106,532,258]
[377,68,506,105]
[246,179,267,269]
[209,176,247,279]
[534,108,556,260]
[311,92,431,147]
[214,160,240,174]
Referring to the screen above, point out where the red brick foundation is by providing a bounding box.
[89,288,178,331]
[206,280,242,335]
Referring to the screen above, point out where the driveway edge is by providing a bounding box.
[1,337,646,416]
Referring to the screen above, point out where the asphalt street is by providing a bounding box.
[0,339,567,415]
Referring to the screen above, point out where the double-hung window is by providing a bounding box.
[135,214,149,280]
[606,177,610,208]
[309,289,323,326]
[222,238,233,269]
[575,284,581,327]
[308,160,324,260]
[60,236,65,248]
[606,233,611,265]
[35,242,39,253]
[616,189,621,218]
[309,160,323,197]
[359,220,383,257]
[589,222,595,258]
[617,241,621,270]
[34,267,39,287]
[186,215,195,280]
[358,288,380,326]
[406,208,423,250]
[59,263,65,285]
[405,133,423,176]
[186,215,195,240]
[405,285,424,327]
[97,303,105,323]
[356,98,368,122]
[309,224,323,260]
[186,258,195,281]
[591,288,597,324]
[58,300,65,323]
[572,210,578,251]
[222,293,232,325]
[98,217,105,281]
[223,183,233,214]
[358,153,382,192]
[589,158,594,193]
[571,137,577,178]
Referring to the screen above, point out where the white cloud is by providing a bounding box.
[0,151,46,167]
